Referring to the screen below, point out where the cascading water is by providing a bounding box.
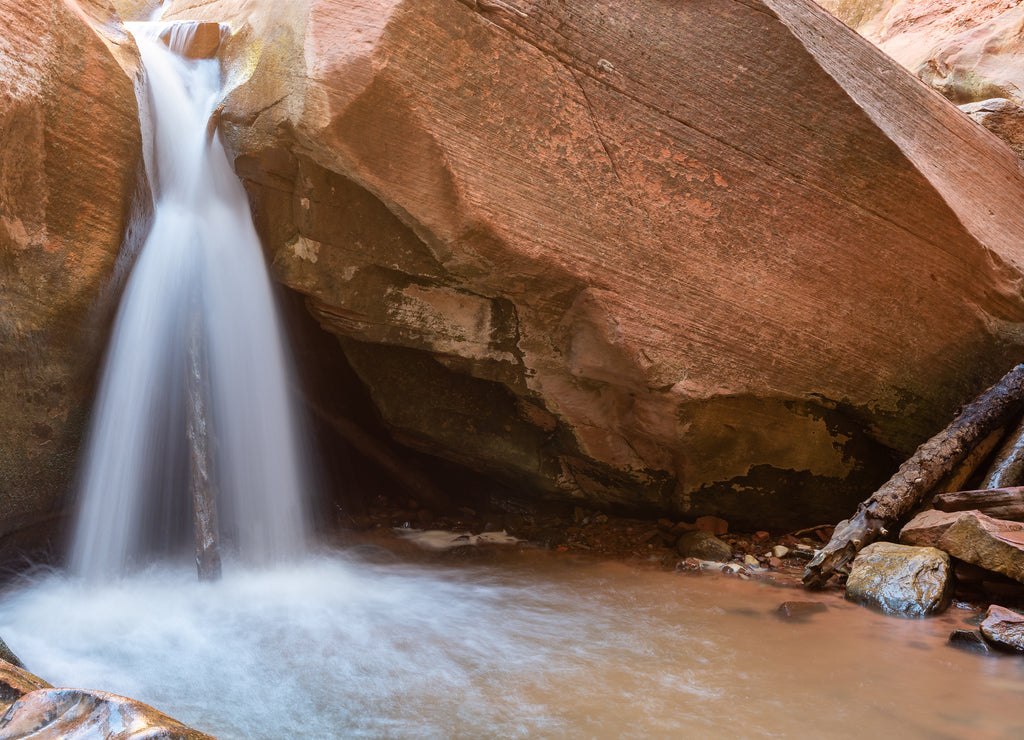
[70,21,309,580]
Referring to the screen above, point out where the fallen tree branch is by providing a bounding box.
[803,363,1024,588]
[304,400,452,512]
[980,415,1024,489]
[934,426,1008,493]
[933,486,1024,521]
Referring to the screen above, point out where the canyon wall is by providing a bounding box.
[0,0,143,554]
[8,0,1024,537]
[159,0,1024,527]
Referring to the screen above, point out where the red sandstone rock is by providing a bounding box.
[0,0,142,554]
[938,511,1024,584]
[0,688,214,740]
[980,604,1024,652]
[159,0,1024,526]
[899,509,979,548]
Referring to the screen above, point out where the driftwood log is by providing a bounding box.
[803,363,1024,588]
[934,426,1009,494]
[933,487,1024,521]
[980,418,1024,489]
[305,401,452,512]
[186,312,222,582]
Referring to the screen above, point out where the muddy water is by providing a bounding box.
[0,546,1020,739]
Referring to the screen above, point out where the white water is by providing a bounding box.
[71,23,309,579]
[2,547,1023,738]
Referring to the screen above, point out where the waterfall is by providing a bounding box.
[70,22,310,579]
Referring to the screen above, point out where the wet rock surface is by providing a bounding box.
[0,659,50,715]
[845,543,953,617]
[0,688,214,740]
[948,628,995,655]
[979,605,1024,652]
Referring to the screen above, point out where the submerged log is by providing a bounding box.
[933,487,1024,521]
[186,314,222,582]
[803,364,1024,588]
[305,401,452,512]
[980,417,1024,489]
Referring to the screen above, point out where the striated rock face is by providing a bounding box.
[815,0,1024,106]
[162,0,1024,526]
[0,0,143,553]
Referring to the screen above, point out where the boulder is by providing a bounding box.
[0,0,143,555]
[979,604,1024,652]
[899,509,979,548]
[0,688,214,740]
[845,542,953,616]
[938,511,1024,583]
[156,0,1024,526]
[677,531,733,563]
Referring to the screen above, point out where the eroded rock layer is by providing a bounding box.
[0,0,142,552]
[159,0,1024,526]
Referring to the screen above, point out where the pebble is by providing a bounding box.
[776,601,828,620]
[743,554,760,568]
[772,545,790,558]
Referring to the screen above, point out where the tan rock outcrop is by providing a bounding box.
[0,0,142,552]
[158,0,1024,526]
[816,0,1024,106]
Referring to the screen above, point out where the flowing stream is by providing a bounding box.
[1,547,1023,739]
[71,21,309,579]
